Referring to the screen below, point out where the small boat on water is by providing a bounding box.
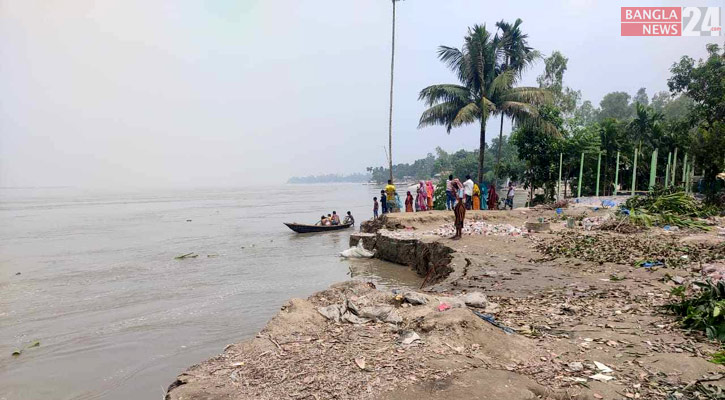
[283,222,353,234]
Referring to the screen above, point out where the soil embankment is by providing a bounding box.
[167,208,725,400]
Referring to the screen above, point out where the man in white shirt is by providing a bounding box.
[463,175,474,210]
[506,182,515,210]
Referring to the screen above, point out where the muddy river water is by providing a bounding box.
[0,185,421,399]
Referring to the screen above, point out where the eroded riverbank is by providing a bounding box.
[167,208,725,400]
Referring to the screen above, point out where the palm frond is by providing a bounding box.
[437,46,464,75]
[502,86,552,105]
[418,84,471,107]
[452,102,480,127]
[418,102,465,133]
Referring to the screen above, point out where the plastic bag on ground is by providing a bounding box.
[340,242,375,258]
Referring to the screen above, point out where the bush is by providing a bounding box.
[432,177,447,210]
[667,281,725,341]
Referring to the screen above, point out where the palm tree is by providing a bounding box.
[418,25,550,184]
[493,19,540,179]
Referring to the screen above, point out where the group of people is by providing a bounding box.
[317,211,354,226]
[444,175,515,239]
[372,180,435,218]
[445,175,516,211]
[371,176,516,240]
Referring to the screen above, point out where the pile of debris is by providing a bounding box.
[424,221,527,237]
[534,231,725,268]
[166,282,530,400]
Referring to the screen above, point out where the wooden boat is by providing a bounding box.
[283,222,353,233]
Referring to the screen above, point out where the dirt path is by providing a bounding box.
[166,208,725,400]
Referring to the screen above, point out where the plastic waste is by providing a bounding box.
[556,208,563,214]
[593,361,613,373]
[589,373,614,382]
[642,261,664,268]
[340,242,375,258]
[472,310,515,334]
[400,331,420,345]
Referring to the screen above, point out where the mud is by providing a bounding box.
[167,208,725,400]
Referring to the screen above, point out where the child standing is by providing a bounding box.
[373,197,379,219]
[380,190,388,214]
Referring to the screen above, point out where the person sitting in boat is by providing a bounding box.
[343,211,354,225]
[325,214,333,225]
[331,211,341,225]
[316,215,328,226]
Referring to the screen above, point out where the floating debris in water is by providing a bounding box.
[175,253,198,260]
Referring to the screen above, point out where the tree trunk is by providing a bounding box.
[387,0,396,183]
[495,113,505,184]
[477,119,486,185]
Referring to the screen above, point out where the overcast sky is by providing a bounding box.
[0,0,721,188]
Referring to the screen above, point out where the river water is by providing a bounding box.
[0,185,420,400]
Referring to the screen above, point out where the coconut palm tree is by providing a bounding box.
[418,25,550,184]
[493,19,541,178]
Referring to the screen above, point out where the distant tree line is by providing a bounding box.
[287,173,371,184]
[367,138,522,184]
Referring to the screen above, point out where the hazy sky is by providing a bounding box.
[0,0,721,188]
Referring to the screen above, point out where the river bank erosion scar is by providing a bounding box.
[166,209,725,400]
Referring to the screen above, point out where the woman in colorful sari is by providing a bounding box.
[417,181,428,211]
[405,191,414,212]
[481,184,489,210]
[395,192,403,211]
[472,182,481,210]
[426,181,434,209]
[487,184,499,210]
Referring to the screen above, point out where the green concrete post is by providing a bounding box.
[665,152,671,187]
[614,151,620,195]
[672,148,678,186]
[595,152,601,197]
[690,156,696,193]
[649,148,658,191]
[558,152,563,200]
[684,163,690,193]
[577,152,584,198]
[682,153,688,187]
[631,148,638,196]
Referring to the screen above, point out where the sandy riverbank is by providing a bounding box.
[166,207,725,400]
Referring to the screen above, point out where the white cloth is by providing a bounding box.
[463,179,474,196]
[507,187,515,198]
[446,179,453,191]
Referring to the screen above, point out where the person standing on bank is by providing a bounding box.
[417,181,428,211]
[385,180,396,212]
[380,190,388,214]
[463,175,474,210]
[452,180,466,240]
[373,197,379,219]
[505,182,515,210]
[472,182,481,210]
[426,181,434,210]
[445,175,454,210]
[405,191,414,212]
